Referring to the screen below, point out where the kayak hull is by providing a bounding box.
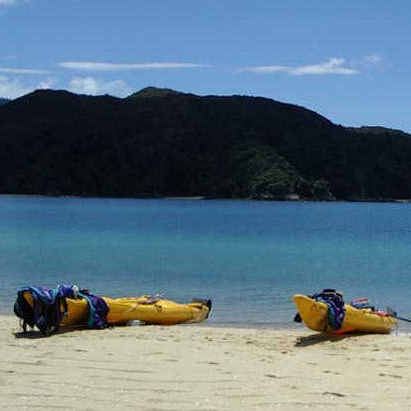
[293,294,397,334]
[23,292,211,327]
[62,296,211,326]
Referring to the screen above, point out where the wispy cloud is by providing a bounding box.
[364,54,383,65]
[0,0,18,5]
[241,65,288,74]
[241,58,359,76]
[37,78,55,89]
[68,76,131,97]
[0,55,17,61]
[57,61,208,71]
[0,65,54,98]
[0,76,30,98]
[0,0,29,7]
[0,66,51,75]
[0,75,53,99]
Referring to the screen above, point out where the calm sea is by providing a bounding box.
[1,196,411,330]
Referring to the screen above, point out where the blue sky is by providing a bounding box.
[1,0,410,132]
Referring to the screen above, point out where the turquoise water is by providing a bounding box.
[1,196,411,329]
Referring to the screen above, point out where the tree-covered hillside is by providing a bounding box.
[0,87,410,200]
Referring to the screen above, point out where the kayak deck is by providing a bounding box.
[62,296,212,326]
[23,292,212,327]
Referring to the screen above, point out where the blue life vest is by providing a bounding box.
[311,289,345,330]
[14,286,68,336]
[14,285,110,336]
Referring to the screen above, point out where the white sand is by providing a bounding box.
[1,315,411,410]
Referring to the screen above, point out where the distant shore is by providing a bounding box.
[164,196,206,200]
[1,193,411,203]
[2,315,411,410]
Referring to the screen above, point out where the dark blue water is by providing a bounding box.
[1,196,411,328]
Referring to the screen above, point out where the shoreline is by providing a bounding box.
[6,311,304,332]
[5,310,411,333]
[7,312,411,334]
[1,193,411,203]
[2,315,411,410]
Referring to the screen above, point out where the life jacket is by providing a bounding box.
[52,285,110,329]
[14,285,110,336]
[311,289,345,330]
[76,289,110,329]
[14,286,68,336]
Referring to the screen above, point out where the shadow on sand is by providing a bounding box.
[13,325,85,339]
[294,331,367,347]
[13,321,141,339]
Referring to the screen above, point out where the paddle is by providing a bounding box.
[386,307,411,323]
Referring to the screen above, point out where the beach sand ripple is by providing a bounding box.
[2,316,411,410]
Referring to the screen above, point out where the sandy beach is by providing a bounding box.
[1,315,411,410]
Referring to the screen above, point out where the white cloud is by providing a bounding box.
[68,76,131,97]
[58,61,208,71]
[0,55,16,61]
[241,65,288,74]
[0,75,55,99]
[37,78,55,89]
[0,66,51,75]
[364,54,383,65]
[0,0,17,5]
[292,58,358,75]
[0,0,29,6]
[241,58,359,76]
[0,75,32,98]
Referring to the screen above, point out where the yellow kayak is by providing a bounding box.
[294,294,397,334]
[22,291,212,327]
[62,295,212,326]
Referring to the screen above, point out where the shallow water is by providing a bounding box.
[1,196,411,329]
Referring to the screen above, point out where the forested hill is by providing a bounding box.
[0,87,410,200]
[0,98,10,106]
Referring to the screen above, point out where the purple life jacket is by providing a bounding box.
[58,284,109,329]
[14,285,110,336]
[14,286,68,336]
[311,289,345,330]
